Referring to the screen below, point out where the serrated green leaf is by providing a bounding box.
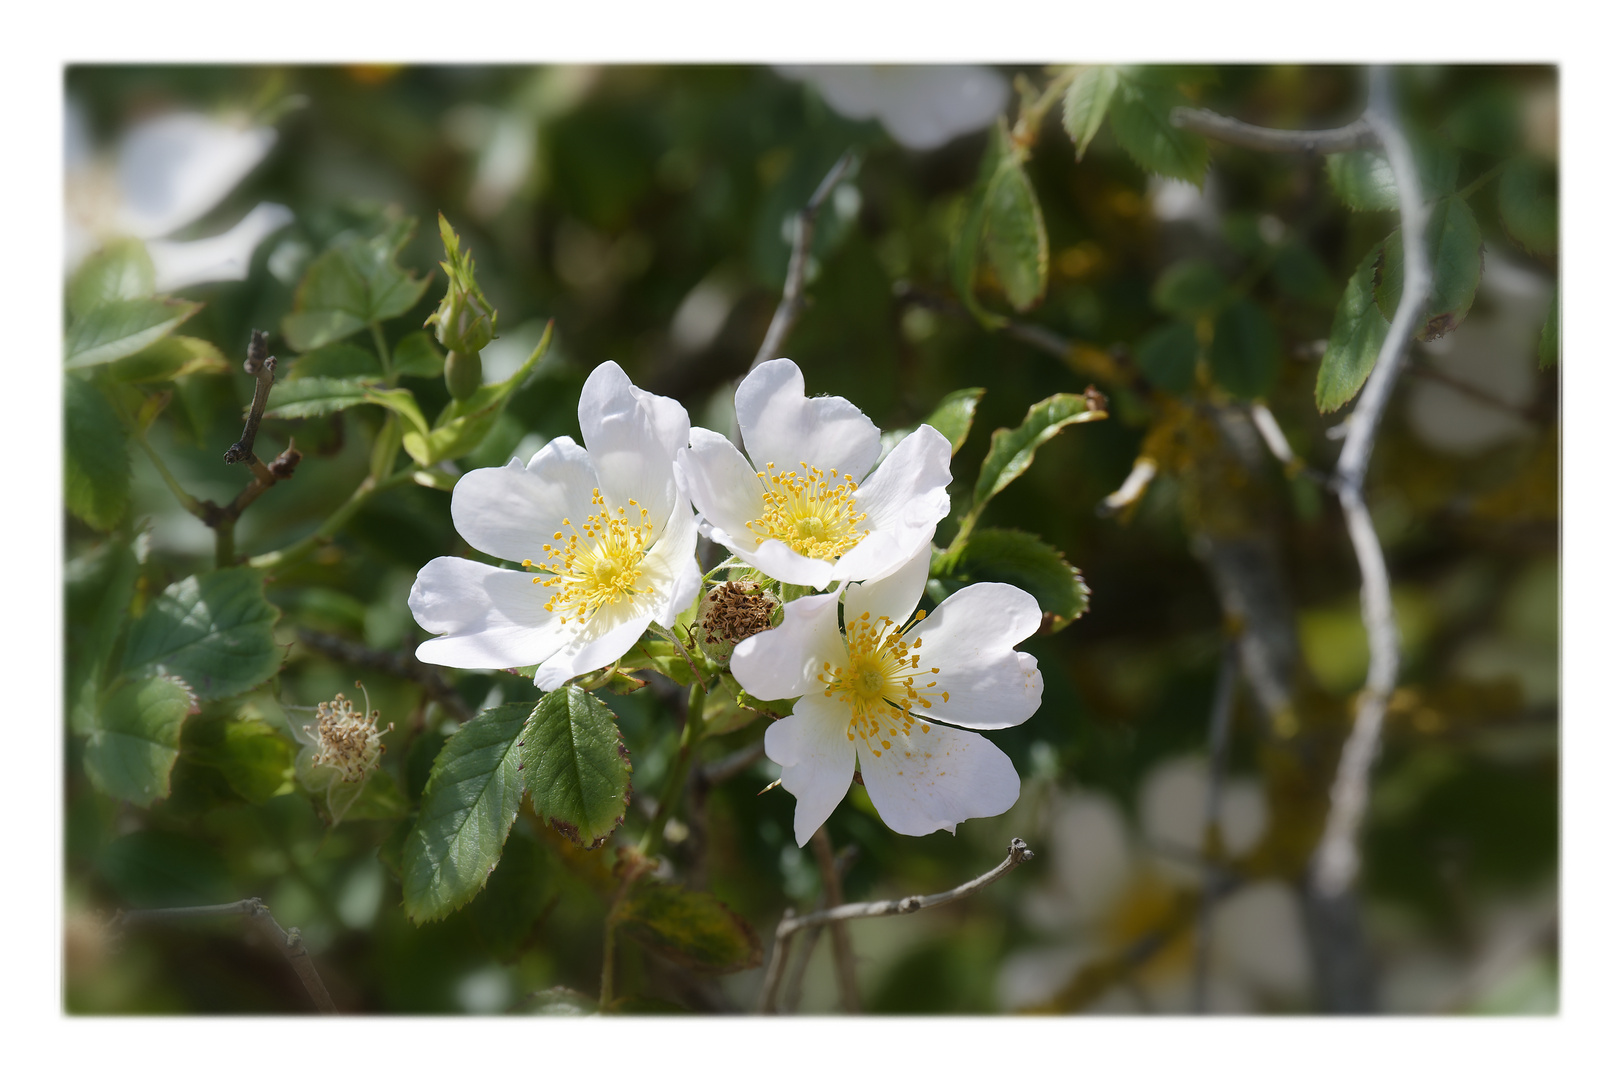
[1108,77,1208,184]
[66,297,201,369]
[618,880,764,975]
[263,377,378,419]
[1151,258,1227,317]
[1209,299,1280,399]
[921,387,985,456]
[1539,285,1559,369]
[401,702,530,922]
[68,535,140,735]
[982,147,1049,313]
[401,321,553,466]
[281,221,430,351]
[68,238,156,318]
[84,674,197,807]
[520,687,632,849]
[392,330,446,377]
[1134,322,1199,395]
[1373,195,1483,340]
[616,635,695,685]
[106,335,229,383]
[970,393,1108,517]
[1324,140,1459,212]
[934,527,1090,632]
[64,375,130,531]
[363,386,432,440]
[1316,244,1390,413]
[287,341,379,380]
[1062,66,1118,160]
[1499,155,1557,258]
[121,567,282,701]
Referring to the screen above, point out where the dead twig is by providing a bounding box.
[1171,107,1378,154]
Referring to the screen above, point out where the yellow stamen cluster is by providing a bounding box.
[304,688,393,784]
[818,608,951,758]
[744,461,868,561]
[525,489,655,625]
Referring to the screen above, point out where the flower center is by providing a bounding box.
[744,461,869,561]
[304,690,392,785]
[817,608,950,757]
[524,489,656,625]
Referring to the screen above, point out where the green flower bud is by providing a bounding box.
[444,348,483,402]
[425,212,497,357]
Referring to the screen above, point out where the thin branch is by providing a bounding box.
[109,898,337,1014]
[1249,403,1329,486]
[246,465,415,570]
[758,838,1035,1013]
[1191,640,1239,1013]
[295,628,472,724]
[1312,66,1434,900]
[782,840,859,1014]
[810,827,860,1012]
[224,330,277,466]
[1170,107,1377,154]
[698,739,766,786]
[750,149,859,372]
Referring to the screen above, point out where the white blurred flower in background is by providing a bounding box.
[1404,249,1551,455]
[997,755,1312,1013]
[65,101,293,290]
[776,65,1009,152]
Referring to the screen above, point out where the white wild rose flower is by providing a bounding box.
[732,542,1042,845]
[677,358,952,589]
[775,65,1010,152]
[65,102,293,290]
[410,361,700,690]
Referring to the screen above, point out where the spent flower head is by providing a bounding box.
[294,683,393,824]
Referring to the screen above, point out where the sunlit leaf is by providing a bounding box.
[281,219,430,351]
[64,375,130,531]
[121,567,282,701]
[1108,77,1208,184]
[1316,243,1390,412]
[392,330,446,378]
[520,687,632,850]
[1325,141,1459,212]
[68,238,156,318]
[263,376,378,419]
[401,702,530,923]
[1061,66,1118,160]
[401,321,553,466]
[933,527,1090,633]
[970,393,1108,516]
[1373,195,1483,340]
[106,335,230,383]
[921,387,985,456]
[66,297,201,370]
[84,674,198,807]
[982,139,1049,312]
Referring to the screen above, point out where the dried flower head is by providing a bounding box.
[696,580,781,665]
[304,686,393,784]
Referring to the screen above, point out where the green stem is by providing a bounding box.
[247,466,415,570]
[639,681,706,859]
[598,862,648,1012]
[214,521,236,568]
[370,321,394,384]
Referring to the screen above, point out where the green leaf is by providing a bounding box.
[1373,195,1483,340]
[950,129,1007,326]
[1498,155,1557,258]
[934,527,1090,633]
[84,674,198,807]
[1538,285,1559,369]
[1316,244,1390,413]
[1208,299,1280,400]
[703,674,763,737]
[68,535,140,735]
[401,321,553,466]
[1151,258,1227,318]
[970,393,1108,516]
[520,687,632,850]
[287,341,379,380]
[1061,66,1118,160]
[1134,322,1199,395]
[363,386,432,440]
[618,880,764,975]
[401,702,530,923]
[391,330,446,377]
[1270,242,1339,307]
[1107,77,1208,184]
[121,567,282,701]
[106,335,229,383]
[185,711,294,805]
[64,375,130,531]
[981,140,1049,312]
[66,297,202,369]
[263,377,378,419]
[68,238,156,318]
[616,635,695,686]
[920,387,985,456]
[467,832,549,957]
[1324,141,1459,212]
[281,220,430,351]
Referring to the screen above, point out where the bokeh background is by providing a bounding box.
[63,63,1558,1014]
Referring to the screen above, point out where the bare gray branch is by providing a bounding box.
[1171,107,1377,154]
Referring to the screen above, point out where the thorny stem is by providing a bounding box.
[1313,66,1433,900]
[109,899,337,1014]
[639,681,707,859]
[758,839,1035,1013]
[1170,106,1378,153]
[749,149,859,374]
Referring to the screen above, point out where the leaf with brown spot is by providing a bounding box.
[520,687,632,849]
[619,880,764,975]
